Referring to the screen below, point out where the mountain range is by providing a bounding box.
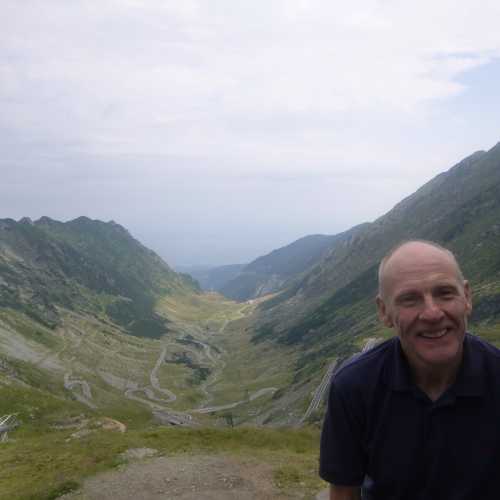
[1,141,500,431]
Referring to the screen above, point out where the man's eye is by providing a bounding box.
[399,296,418,306]
[437,288,456,299]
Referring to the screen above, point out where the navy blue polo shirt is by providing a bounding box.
[320,333,500,500]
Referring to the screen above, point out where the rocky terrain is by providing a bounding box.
[60,452,312,500]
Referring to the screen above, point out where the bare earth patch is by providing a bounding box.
[60,453,313,499]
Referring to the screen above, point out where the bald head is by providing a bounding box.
[378,240,465,300]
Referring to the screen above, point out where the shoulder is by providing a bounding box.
[466,333,500,376]
[467,332,500,358]
[332,337,396,394]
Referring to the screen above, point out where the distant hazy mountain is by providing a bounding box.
[177,263,246,291]
[251,142,500,384]
[0,216,199,338]
[219,227,369,301]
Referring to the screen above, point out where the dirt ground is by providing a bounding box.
[59,452,324,500]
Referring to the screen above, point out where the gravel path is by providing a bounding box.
[59,453,309,499]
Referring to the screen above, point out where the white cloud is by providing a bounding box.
[1,0,500,263]
[3,3,499,120]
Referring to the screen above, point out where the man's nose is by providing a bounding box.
[419,296,444,322]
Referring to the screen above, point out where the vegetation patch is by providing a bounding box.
[36,480,80,500]
[0,415,322,500]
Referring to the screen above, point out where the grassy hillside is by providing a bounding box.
[249,142,500,393]
[0,217,198,338]
[0,376,322,500]
[0,290,324,499]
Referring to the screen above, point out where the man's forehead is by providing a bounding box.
[388,242,453,266]
[381,242,461,286]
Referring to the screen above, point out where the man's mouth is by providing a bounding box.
[419,329,448,340]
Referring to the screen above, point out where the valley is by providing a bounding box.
[2,141,500,498]
[1,294,260,421]
[0,289,328,500]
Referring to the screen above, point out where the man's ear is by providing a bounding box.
[463,280,472,316]
[376,295,394,328]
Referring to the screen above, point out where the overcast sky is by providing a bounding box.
[2,1,500,266]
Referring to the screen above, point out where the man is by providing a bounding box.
[320,240,500,500]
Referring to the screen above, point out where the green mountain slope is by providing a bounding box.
[0,217,287,431]
[251,142,500,390]
[0,216,199,337]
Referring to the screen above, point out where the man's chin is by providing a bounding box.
[418,343,463,366]
[404,336,463,367]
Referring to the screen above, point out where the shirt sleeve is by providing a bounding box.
[319,378,366,485]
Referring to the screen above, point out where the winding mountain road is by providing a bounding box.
[64,370,97,409]
[300,360,338,424]
[299,337,382,424]
[56,303,274,426]
[149,345,176,402]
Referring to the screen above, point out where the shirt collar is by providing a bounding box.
[385,333,485,397]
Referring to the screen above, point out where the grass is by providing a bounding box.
[2,291,289,424]
[471,323,500,347]
[0,329,325,497]
[40,480,81,500]
[0,382,85,428]
[0,310,62,351]
[0,290,329,498]
[154,292,301,417]
[155,292,255,342]
[157,361,204,409]
[0,413,323,500]
[273,461,321,493]
[156,292,244,327]
[202,312,296,404]
[0,285,408,430]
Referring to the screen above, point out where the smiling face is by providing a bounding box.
[377,242,472,374]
